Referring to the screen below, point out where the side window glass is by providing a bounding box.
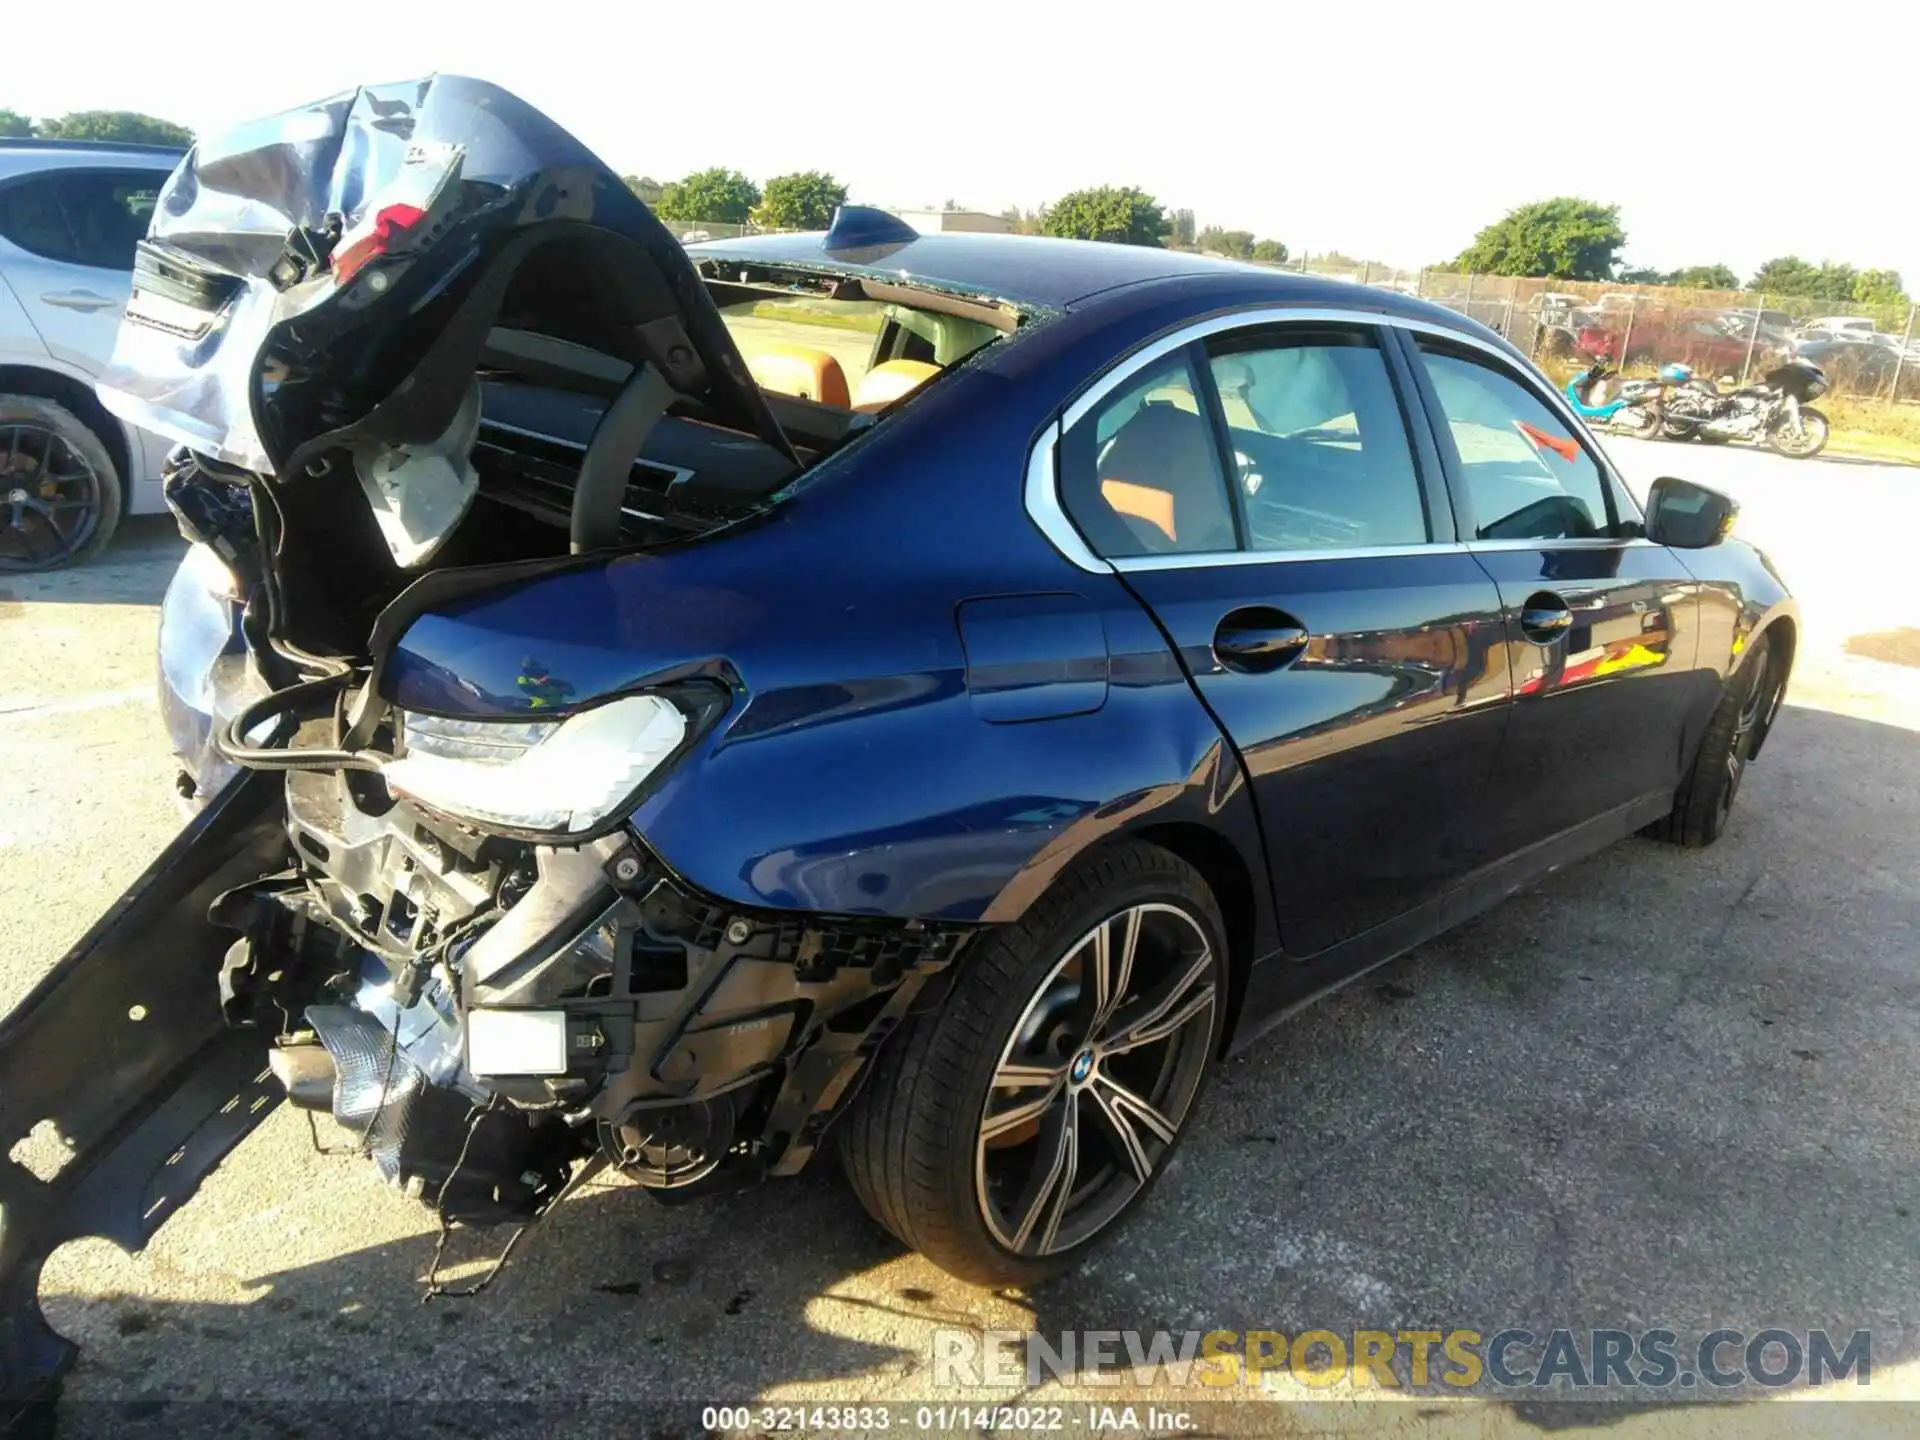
[0,177,79,264]
[1207,330,1426,551]
[1415,341,1615,541]
[53,172,161,271]
[1060,350,1237,558]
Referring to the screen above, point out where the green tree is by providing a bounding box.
[0,109,33,138]
[752,171,849,231]
[1250,238,1289,264]
[1042,186,1167,247]
[654,168,760,225]
[1671,264,1740,289]
[1619,266,1670,285]
[34,110,191,147]
[622,175,664,206]
[1454,197,1624,280]
[1197,227,1255,259]
[1852,268,1907,307]
[1748,256,1865,301]
[1170,208,1196,248]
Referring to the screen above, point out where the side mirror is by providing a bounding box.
[1645,476,1738,548]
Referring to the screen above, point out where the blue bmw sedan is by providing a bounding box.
[0,77,1796,1401]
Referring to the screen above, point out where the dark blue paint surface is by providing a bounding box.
[161,237,1798,1048]
[956,594,1109,723]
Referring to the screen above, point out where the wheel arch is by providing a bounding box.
[0,362,134,498]
[1128,819,1261,1055]
[1749,608,1797,759]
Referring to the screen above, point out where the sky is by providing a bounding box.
[8,0,1917,290]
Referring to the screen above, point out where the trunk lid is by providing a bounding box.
[97,75,792,482]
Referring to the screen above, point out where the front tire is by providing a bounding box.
[838,841,1227,1286]
[1649,632,1777,848]
[1768,405,1829,458]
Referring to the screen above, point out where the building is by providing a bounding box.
[888,209,1012,235]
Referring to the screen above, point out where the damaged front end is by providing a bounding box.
[0,76,968,1420]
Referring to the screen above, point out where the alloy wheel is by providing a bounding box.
[0,424,107,572]
[974,902,1219,1258]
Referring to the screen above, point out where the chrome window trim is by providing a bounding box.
[1113,542,1470,572]
[1029,304,1649,574]
[1107,535,1658,574]
[1464,536,1659,554]
[1024,420,1111,574]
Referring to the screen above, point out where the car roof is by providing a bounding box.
[692,225,1517,356]
[692,229,1271,309]
[0,139,184,179]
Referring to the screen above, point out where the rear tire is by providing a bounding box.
[838,841,1228,1287]
[0,395,122,571]
[1648,632,1777,848]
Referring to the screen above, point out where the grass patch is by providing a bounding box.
[1820,397,1920,464]
[744,301,883,333]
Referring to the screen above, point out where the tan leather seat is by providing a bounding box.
[853,359,941,412]
[746,344,851,408]
[1099,480,1178,544]
[1096,403,1236,552]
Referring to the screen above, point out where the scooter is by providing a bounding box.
[1563,355,1667,437]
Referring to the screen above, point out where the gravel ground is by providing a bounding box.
[2,439,1918,1434]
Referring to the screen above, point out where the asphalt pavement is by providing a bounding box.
[2,438,1918,1432]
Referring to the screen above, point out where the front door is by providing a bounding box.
[1400,331,1702,853]
[1055,320,1512,958]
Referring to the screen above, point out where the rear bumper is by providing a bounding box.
[0,773,285,1421]
[156,546,263,806]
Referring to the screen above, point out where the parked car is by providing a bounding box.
[0,78,1800,1413]
[1575,307,1791,380]
[0,138,183,569]
[1796,316,1876,338]
[1787,332,1908,395]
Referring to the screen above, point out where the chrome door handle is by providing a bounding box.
[1213,606,1309,674]
[1519,592,1575,643]
[40,290,118,312]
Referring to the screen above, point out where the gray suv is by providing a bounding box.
[0,139,183,569]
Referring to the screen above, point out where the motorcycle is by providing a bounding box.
[1659,359,1831,459]
[1563,355,1669,438]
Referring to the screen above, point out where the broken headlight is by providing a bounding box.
[385,693,687,834]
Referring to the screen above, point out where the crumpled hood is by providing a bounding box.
[98,75,786,476]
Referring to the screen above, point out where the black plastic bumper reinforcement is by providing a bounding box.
[0,773,286,1427]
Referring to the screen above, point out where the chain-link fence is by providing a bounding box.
[1291,264,1919,403]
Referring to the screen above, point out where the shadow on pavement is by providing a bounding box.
[0,519,183,611]
[28,703,1920,1431]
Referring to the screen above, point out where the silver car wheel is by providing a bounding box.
[974,902,1218,1258]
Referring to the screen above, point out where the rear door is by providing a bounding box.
[1055,317,1512,958]
[1398,330,1701,854]
[0,167,166,373]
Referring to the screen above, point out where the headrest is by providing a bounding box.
[745,343,851,409]
[853,359,941,412]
